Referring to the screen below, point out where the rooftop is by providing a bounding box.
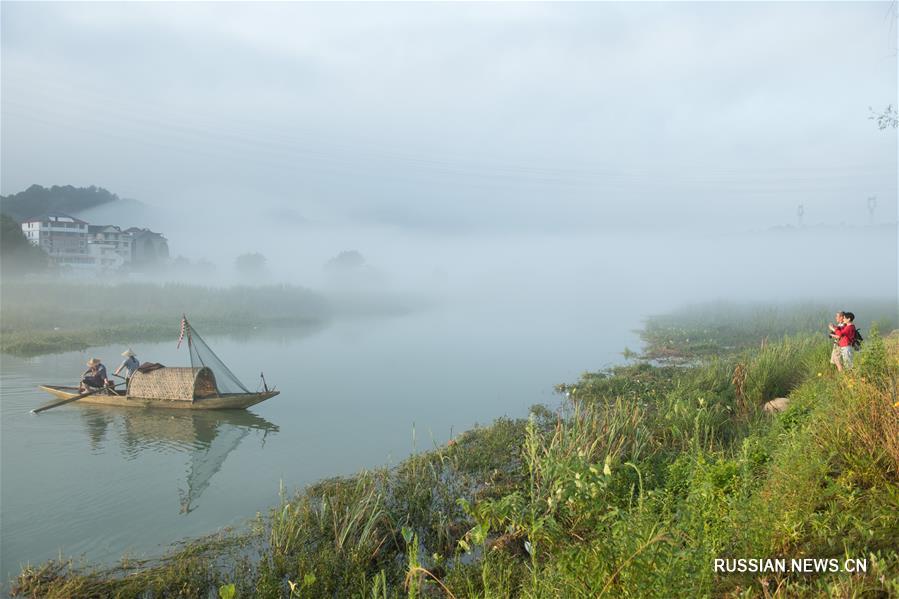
[22,212,88,225]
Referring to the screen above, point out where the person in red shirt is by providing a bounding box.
[829,311,857,371]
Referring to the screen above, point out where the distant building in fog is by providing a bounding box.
[125,227,170,267]
[88,225,133,265]
[21,214,168,272]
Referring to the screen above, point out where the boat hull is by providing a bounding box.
[38,386,279,410]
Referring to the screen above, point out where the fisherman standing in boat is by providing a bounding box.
[80,358,109,392]
[114,348,140,380]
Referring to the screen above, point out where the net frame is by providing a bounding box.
[182,317,251,395]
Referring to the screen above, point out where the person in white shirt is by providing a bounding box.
[114,348,140,379]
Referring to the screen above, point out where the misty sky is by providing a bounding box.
[1,2,897,235]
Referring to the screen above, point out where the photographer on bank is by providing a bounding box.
[828,311,857,372]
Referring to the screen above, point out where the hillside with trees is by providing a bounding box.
[0,185,120,222]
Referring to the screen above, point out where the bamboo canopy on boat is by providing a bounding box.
[128,367,218,401]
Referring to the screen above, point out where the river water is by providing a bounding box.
[0,300,641,587]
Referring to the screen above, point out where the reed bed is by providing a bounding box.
[0,281,330,355]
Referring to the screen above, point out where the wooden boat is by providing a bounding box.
[38,317,279,410]
[38,383,278,409]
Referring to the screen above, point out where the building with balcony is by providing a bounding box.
[21,212,91,267]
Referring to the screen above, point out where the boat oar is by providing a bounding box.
[31,385,119,414]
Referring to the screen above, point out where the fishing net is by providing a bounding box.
[179,317,251,395]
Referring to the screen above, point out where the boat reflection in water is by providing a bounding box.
[78,406,279,514]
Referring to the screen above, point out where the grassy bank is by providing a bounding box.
[10,307,899,598]
[639,300,898,361]
[0,282,331,355]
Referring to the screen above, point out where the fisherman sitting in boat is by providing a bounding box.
[80,358,109,392]
[114,349,140,380]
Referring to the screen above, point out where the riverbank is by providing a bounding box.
[10,305,899,597]
[638,299,899,361]
[0,281,423,356]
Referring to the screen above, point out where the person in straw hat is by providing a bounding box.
[114,348,140,380]
[80,358,109,392]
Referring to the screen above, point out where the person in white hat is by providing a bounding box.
[80,358,109,392]
[114,348,140,380]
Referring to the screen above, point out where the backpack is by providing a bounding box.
[851,328,863,351]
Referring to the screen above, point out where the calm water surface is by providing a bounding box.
[0,301,640,586]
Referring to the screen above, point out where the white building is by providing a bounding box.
[21,212,92,267]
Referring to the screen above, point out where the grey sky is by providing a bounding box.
[2,1,896,234]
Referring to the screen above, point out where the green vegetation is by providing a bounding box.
[10,306,899,597]
[0,282,330,355]
[0,185,120,222]
[1,213,48,275]
[640,300,898,361]
[0,280,426,356]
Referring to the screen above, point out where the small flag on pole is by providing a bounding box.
[177,315,187,349]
